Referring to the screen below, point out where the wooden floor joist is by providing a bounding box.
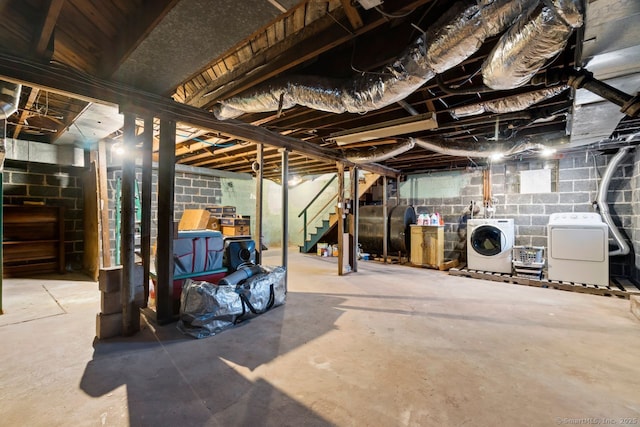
[449,267,640,299]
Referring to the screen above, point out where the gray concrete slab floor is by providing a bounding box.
[1,250,639,426]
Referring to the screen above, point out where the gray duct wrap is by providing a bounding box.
[412,137,558,158]
[482,0,582,90]
[345,139,415,163]
[214,0,536,120]
[451,86,568,118]
[426,0,536,73]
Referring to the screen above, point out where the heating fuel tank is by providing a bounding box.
[358,205,416,256]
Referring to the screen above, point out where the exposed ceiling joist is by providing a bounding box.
[340,0,364,30]
[191,0,433,108]
[12,87,40,139]
[0,51,397,177]
[34,0,64,58]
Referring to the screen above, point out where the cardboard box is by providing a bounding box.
[205,205,236,215]
[178,209,210,230]
[222,225,250,236]
[220,216,250,226]
[207,217,220,230]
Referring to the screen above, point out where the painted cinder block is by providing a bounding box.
[100,291,121,315]
[98,266,122,293]
[96,312,122,339]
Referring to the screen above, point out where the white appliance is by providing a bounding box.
[467,218,515,274]
[547,212,609,286]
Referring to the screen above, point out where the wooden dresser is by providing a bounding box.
[3,205,65,276]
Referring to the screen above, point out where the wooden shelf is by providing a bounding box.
[3,205,65,277]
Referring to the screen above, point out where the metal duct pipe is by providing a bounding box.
[345,139,415,163]
[550,0,583,28]
[596,146,633,257]
[411,137,558,158]
[482,0,582,90]
[214,38,433,120]
[426,0,536,74]
[0,81,22,119]
[451,86,568,119]
[214,0,535,120]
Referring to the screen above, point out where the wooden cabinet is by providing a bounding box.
[410,225,444,269]
[3,205,65,276]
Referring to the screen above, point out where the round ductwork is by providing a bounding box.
[0,81,22,120]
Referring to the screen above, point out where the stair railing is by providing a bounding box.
[298,174,337,242]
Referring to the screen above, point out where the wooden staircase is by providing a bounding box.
[299,173,380,253]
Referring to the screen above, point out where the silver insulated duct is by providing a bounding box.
[0,80,21,172]
[214,0,536,120]
[344,139,415,163]
[451,85,568,118]
[411,136,556,158]
[214,38,433,120]
[426,0,536,74]
[0,81,22,119]
[481,0,583,90]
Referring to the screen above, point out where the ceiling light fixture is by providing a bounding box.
[329,113,438,146]
[490,152,504,161]
[288,176,303,187]
[541,147,557,157]
[112,142,125,156]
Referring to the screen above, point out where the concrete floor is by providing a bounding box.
[1,250,639,426]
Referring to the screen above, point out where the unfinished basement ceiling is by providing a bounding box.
[0,0,638,180]
[112,0,290,94]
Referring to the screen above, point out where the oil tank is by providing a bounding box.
[358,205,416,256]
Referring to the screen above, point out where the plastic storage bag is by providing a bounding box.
[176,280,243,339]
[236,266,286,319]
[176,266,286,339]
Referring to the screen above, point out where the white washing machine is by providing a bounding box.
[547,212,609,286]
[467,218,515,274]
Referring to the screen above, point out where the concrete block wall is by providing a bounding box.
[106,168,223,264]
[412,194,477,261]
[2,160,85,269]
[400,150,638,279]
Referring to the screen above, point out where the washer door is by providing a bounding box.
[470,225,505,256]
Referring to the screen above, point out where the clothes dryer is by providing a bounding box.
[547,212,608,286]
[467,218,515,274]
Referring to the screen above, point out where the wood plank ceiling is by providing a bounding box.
[0,0,637,181]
